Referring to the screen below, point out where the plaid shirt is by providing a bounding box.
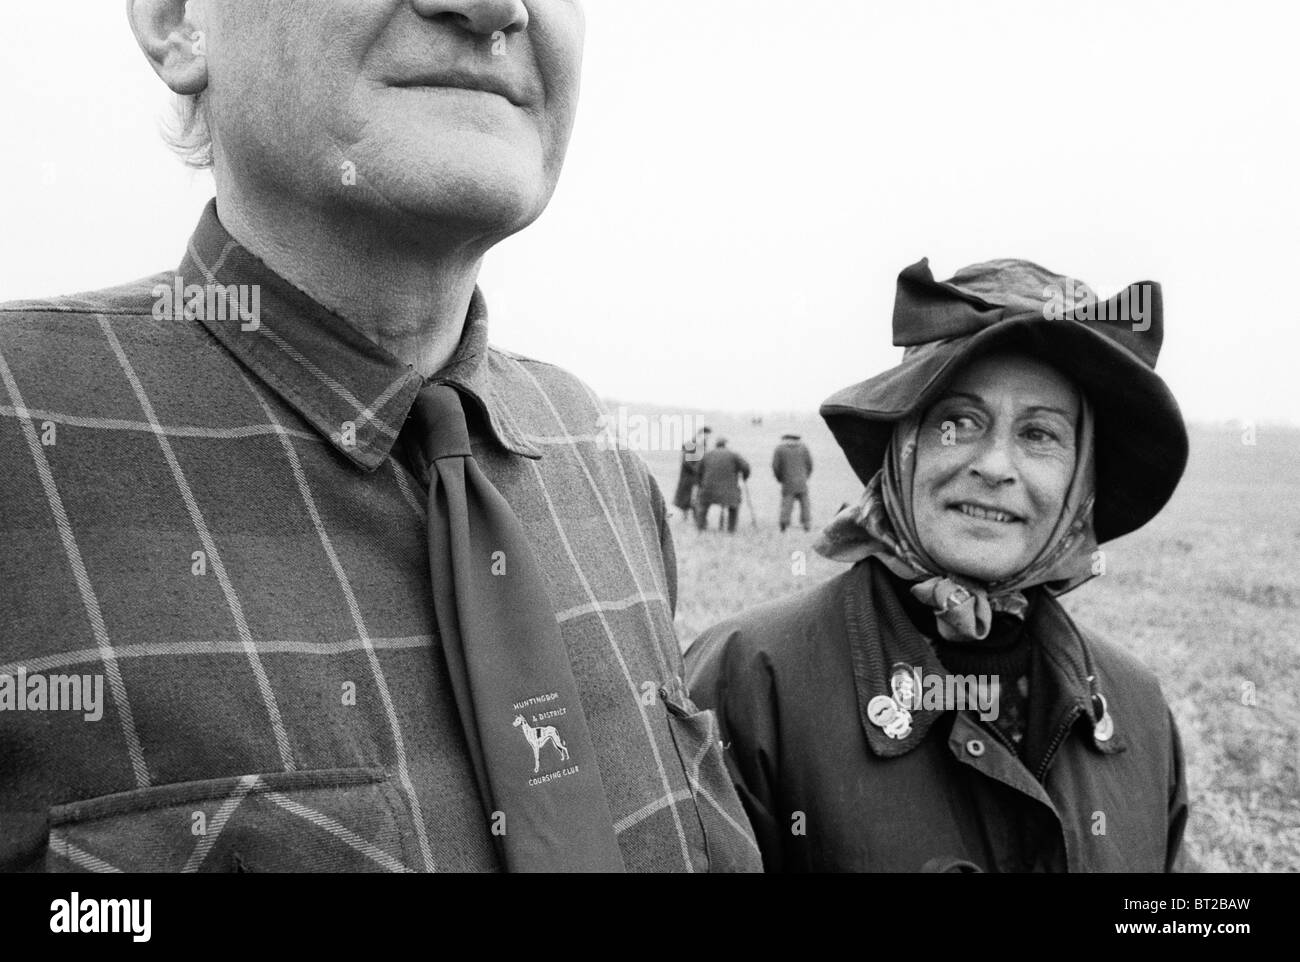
[0,201,761,873]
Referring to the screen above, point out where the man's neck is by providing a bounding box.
[215,185,489,380]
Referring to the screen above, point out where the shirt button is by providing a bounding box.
[965,738,986,757]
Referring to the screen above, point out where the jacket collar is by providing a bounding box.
[176,200,541,471]
[846,559,1123,758]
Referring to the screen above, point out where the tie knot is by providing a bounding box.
[412,383,473,463]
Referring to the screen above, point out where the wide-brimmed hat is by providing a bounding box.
[820,258,1188,543]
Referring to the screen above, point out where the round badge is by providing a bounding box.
[867,695,898,727]
[890,668,918,711]
[885,711,913,740]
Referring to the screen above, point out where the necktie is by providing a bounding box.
[406,383,626,872]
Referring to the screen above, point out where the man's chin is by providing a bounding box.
[330,121,545,220]
[346,158,547,234]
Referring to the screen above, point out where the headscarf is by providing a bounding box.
[815,396,1099,642]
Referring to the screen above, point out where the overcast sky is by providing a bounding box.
[1,1,1297,424]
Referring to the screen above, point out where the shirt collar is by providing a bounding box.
[177,199,541,471]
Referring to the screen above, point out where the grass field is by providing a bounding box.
[630,405,1300,873]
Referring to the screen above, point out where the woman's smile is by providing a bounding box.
[949,501,1024,524]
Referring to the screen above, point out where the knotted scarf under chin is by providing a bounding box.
[814,405,1099,643]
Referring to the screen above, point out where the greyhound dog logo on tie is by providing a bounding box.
[513,715,571,774]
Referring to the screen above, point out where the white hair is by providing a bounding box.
[161,92,214,170]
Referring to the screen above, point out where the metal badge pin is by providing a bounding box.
[890,665,918,711]
[884,710,912,740]
[867,694,912,740]
[1093,692,1114,743]
[867,695,897,727]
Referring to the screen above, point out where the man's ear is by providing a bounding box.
[128,0,208,95]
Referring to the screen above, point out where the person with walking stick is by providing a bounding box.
[697,438,752,534]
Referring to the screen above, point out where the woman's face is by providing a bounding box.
[912,353,1080,582]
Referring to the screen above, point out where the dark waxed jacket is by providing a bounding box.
[685,559,1189,873]
[698,448,751,507]
[771,440,813,494]
[672,443,703,511]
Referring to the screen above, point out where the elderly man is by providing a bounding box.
[696,438,752,534]
[772,432,813,532]
[0,0,759,873]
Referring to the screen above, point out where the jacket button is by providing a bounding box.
[965,738,986,757]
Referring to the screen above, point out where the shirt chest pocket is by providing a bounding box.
[659,675,764,873]
[45,768,424,873]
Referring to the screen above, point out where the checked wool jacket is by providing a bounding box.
[0,201,762,873]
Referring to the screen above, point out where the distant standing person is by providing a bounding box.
[672,426,712,522]
[773,432,814,532]
[697,438,751,534]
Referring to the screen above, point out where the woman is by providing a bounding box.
[685,258,1190,872]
